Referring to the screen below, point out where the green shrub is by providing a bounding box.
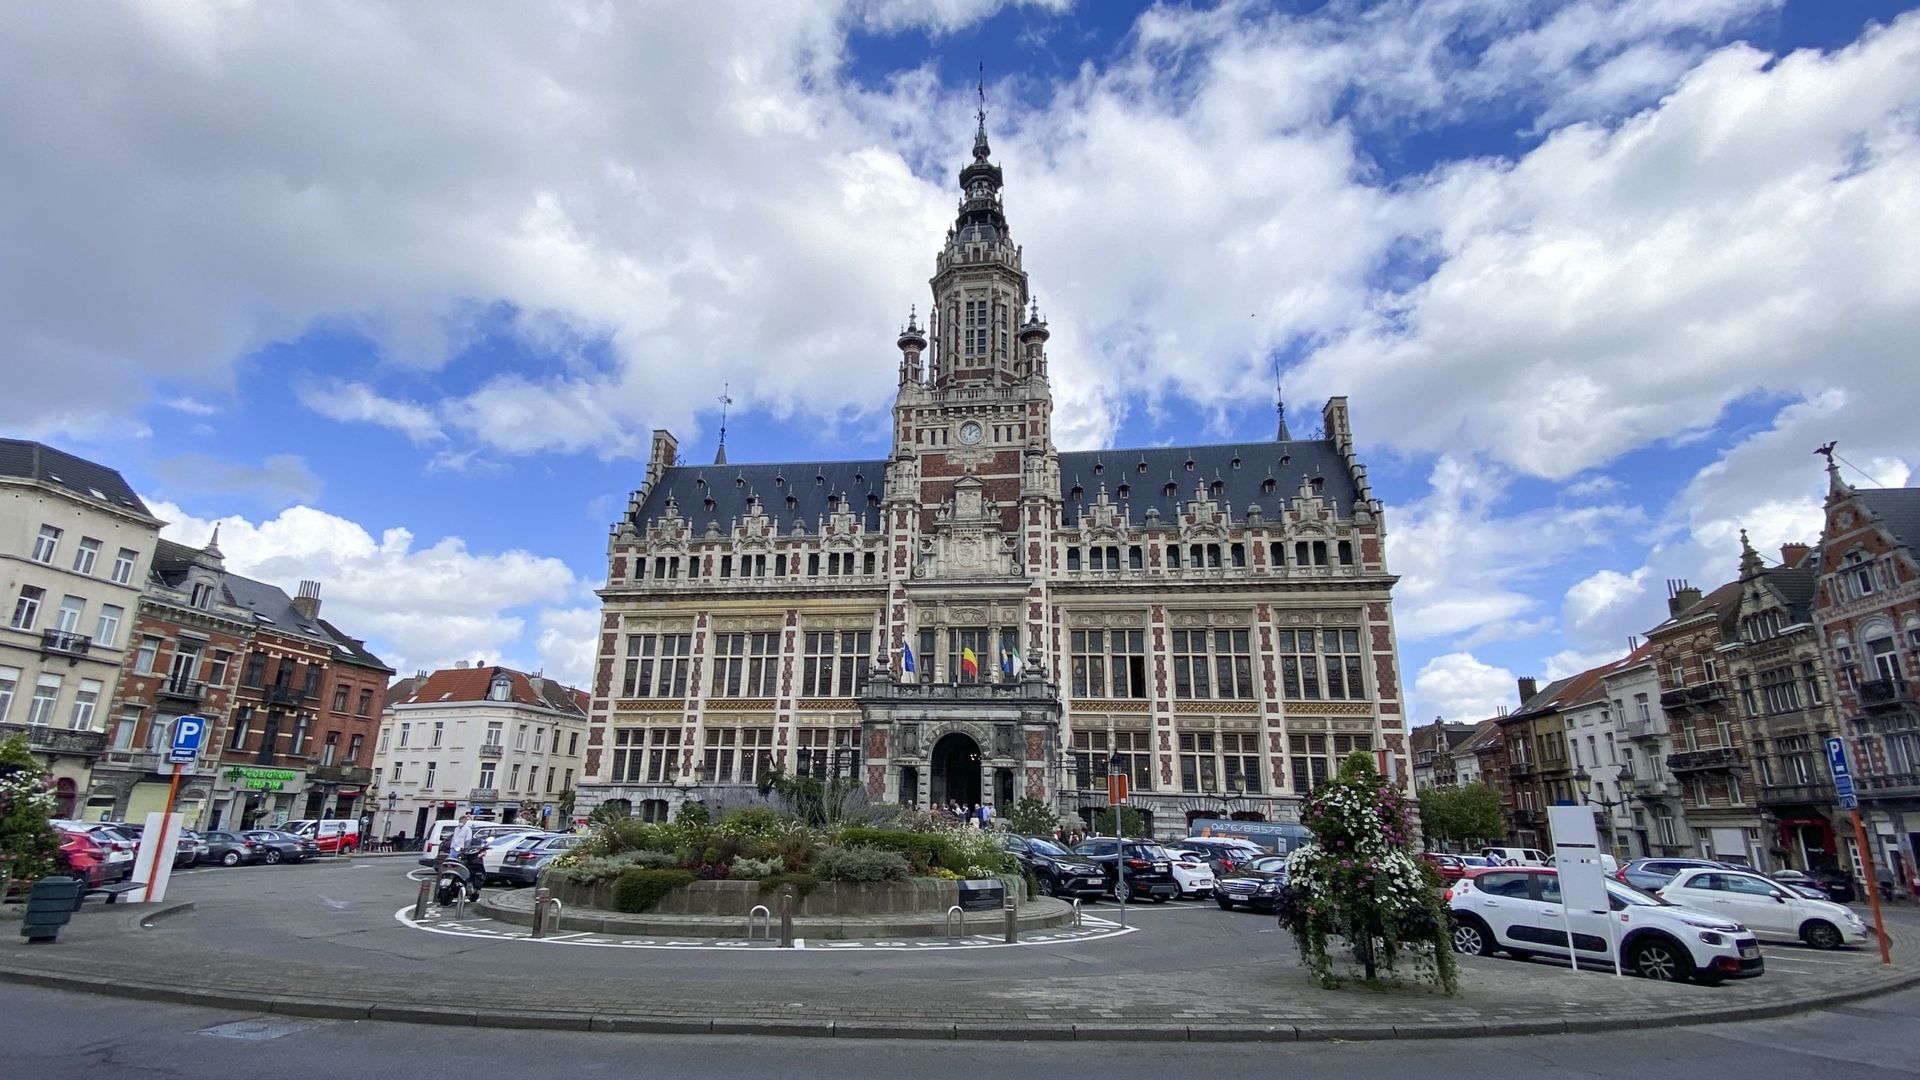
[778,822,819,872]
[730,856,783,880]
[612,869,697,913]
[676,801,712,826]
[758,872,820,899]
[814,845,911,882]
[545,850,680,885]
[944,829,1015,876]
[834,827,951,872]
[718,807,781,838]
[1003,796,1060,836]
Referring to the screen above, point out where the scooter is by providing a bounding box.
[435,850,483,906]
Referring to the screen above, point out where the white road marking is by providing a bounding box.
[793,938,806,949]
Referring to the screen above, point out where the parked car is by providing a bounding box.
[1772,868,1858,904]
[198,830,264,867]
[999,834,1111,900]
[1480,846,1550,867]
[419,820,539,866]
[1448,866,1763,983]
[1071,837,1180,902]
[54,828,111,889]
[1656,868,1868,950]
[1175,836,1269,878]
[466,832,553,883]
[241,829,320,864]
[178,830,210,868]
[1162,848,1218,898]
[1214,854,1291,911]
[1420,852,1467,883]
[1615,857,1740,891]
[283,818,362,855]
[499,834,588,886]
[52,821,136,881]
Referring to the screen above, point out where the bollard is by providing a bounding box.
[747,904,772,941]
[778,892,794,949]
[413,878,432,920]
[531,887,551,938]
[1003,899,1017,944]
[1071,898,1082,928]
[946,905,965,940]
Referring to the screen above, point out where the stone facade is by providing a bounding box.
[578,125,1409,838]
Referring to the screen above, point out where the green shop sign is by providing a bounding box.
[225,767,301,791]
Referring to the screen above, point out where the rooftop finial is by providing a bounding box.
[204,522,223,559]
[1815,440,1845,495]
[714,382,732,466]
[972,62,991,161]
[1275,355,1292,441]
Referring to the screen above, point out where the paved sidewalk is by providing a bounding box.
[2,871,1913,1042]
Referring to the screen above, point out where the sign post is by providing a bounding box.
[134,716,206,903]
[1547,804,1618,976]
[1109,762,1129,923]
[1829,736,1891,965]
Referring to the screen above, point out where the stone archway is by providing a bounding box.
[930,732,982,810]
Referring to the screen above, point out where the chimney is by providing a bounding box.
[1666,578,1702,616]
[1780,543,1811,568]
[1517,676,1539,704]
[291,580,322,620]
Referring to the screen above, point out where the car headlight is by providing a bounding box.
[1698,932,1726,946]
[1256,882,1279,893]
[1679,916,1742,932]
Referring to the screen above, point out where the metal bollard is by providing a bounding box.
[946,905,965,940]
[413,878,432,920]
[1071,898,1082,928]
[747,904,772,941]
[778,892,794,949]
[531,887,551,938]
[1003,899,1017,943]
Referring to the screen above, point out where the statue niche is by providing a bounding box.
[916,474,1018,579]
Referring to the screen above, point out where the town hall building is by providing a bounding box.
[575,119,1410,836]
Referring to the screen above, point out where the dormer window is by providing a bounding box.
[1310,477,1325,494]
[1261,478,1276,495]
[1184,458,1196,472]
[1116,483,1131,498]
[1163,482,1178,498]
[1844,549,1875,598]
[488,674,512,702]
[189,582,215,610]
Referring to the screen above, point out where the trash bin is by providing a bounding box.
[20,876,84,943]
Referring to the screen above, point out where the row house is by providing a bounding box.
[1409,719,1482,790]
[1560,649,1646,860]
[0,439,161,815]
[373,663,589,838]
[1812,454,1920,895]
[577,122,1411,838]
[1604,644,1691,857]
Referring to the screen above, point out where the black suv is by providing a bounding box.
[1071,837,1180,902]
[1000,834,1111,900]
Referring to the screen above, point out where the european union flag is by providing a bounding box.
[901,642,916,675]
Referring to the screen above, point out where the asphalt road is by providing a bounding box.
[2,978,1916,1080]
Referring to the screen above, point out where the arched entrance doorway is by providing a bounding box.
[930,733,982,809]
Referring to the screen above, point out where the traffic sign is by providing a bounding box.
[1108,772,1129,805]
[169,715,207,765]
[1827,736,1858,810]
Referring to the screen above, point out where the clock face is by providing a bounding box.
[958,421,984,445]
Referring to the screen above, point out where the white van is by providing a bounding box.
[283,818,361,854]
[1481,846,1550,866]
[418,820,538,866]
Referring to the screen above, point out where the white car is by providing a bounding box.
[478,832,553,883]
[1656,867,1869,950]
[1163,848,1218,898]
[1448,866,1764,983]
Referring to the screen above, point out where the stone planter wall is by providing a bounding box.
[544,876,1018,916]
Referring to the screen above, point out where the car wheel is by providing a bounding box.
[1450,916,1493,956]
[1217,898,1234,910]
[1115,879,1132,902]
[1630,937,1693,982]
[264,849,283,865]
[1802,920,1843,950]
[220,850,241,867]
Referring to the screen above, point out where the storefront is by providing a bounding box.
[212,766,307,829]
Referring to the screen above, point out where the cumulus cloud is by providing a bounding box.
[149,500,583,678]
[297,380,444,445]
[1412,652,1519,724]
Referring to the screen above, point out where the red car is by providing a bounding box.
[1421,851,1467,883]
[56,829,110,889]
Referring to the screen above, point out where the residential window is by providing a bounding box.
[378,728,390,754]
[349,734,366,764]
[65,678,100,730]
[242,652,267,687]
[1728,773,1744,806]
[804,629,872,696]
[168,642,202,684]
[425,761,438,788]
[515,724,528,750]
[290,714,310,756]
[1656,814,1678,847]
[431,721,444,747]
[398,722,410,748]
[545,768,556,793]
[568,731,579,756]
[93,604,123,648]
[485,722,503,747]
[53,595,84,634]
[1758,665,1801,714]
[528,766,539,792]
[623,633,693,698]
[0,666,18,723]
[72,537,101,575]
[321,731,339,766]
[1070,629,1147,698]
[1635,694,1651,722]
[332,685,350,712]
[10,585,45,630]
[711,631,780,697]
[509,763,522,791]
[1844,550,1874,598]
[110,706,138,750]
[228,709,252,750]
[1692,777,1710,806]
[111,547,138,584]
[1867,635,1901,683]
[1171,628,1253,699]
[356,688,373,715]
[25,674,61,726]
[31,524,61,563]
[563,768,574,790]
[1802,662,1824,705]
[391,761,403,782]
[189,582,215,609]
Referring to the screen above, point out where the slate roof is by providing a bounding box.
[320,618,393,673]
[395,666,588,717]
[0,438,153,517]
[148,538,204,590]
[1411,720,1483,755]
[221,573,331,642]
[1858,488,1920,551]
[628,438,1360,533]
[1763,561,1820,624]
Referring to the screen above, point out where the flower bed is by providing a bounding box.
[545,875,1011,916]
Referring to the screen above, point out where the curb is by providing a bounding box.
[1,961,1915,1041]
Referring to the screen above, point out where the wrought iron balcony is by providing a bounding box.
[1757,780,1835,807]
[1508,758,1535,777]
[1667,747,1742,772]
[261,684,305,707]
[0,721,106,757]
[1627,775,1678,798]
[1623,717,1663,741]
[1510,808,1540,828]
[1858,678,1916,714]
[1659,688,1690,712]
[479,744,503,759]
[39,629,91,660]
[157,676,206,703]
[1688,681,1727,705]
[1860,771,1920,799]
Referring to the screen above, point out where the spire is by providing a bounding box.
[1739,527,1764,580]
[951,65,1007,245]
[973,62,990,162]
[1275,386,1293,441]
[713,383,732,466]
[204,523,223,559]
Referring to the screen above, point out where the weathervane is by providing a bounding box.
[714,382,733,465]
[977,62,987,129]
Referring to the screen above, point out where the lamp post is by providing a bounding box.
[1202,769,1247,822]
[1573,767,1624,856]
[384,792,398,842]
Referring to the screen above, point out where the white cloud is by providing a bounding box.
[1412,652,1519,724]
[297,380,444,444]
[1563,567,1651,638]
[149,452,320,507]
[535,607,600,691]
[1543,646,1625,681]
[148,500,583,678]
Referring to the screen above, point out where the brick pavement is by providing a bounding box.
[1,897,1914,1041]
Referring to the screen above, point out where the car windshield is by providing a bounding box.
[1026,838,1070,857]
[1127,844,1170,860]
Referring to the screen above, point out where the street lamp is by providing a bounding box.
[1572,767,1625,852]
[1202,769,1247,821]
[383,792,398,842]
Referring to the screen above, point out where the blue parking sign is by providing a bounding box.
[1827,736,1858,810]
[169,715,207,765]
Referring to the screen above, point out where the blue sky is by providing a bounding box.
[3,0,1917,722]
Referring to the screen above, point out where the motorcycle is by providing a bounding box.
[435,847,484,906]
